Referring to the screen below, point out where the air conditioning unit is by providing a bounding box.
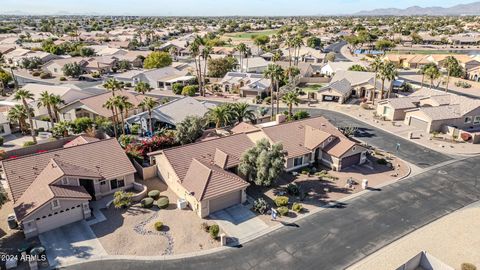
[177,198,187,209]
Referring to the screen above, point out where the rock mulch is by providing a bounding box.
[133,211,174,255]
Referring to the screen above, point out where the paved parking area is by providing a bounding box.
[210,204,268,241]
[39,220,106,268]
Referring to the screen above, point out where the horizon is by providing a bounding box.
[1,0,479,16]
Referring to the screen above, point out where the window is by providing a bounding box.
[474,116,480,125]
[465,116,473,123]
[293,157,303,167]
[110,178,125,190]
[51,199,60,209]
[352,146,356,152]
[100,181,106,185]
[0,125,4,134]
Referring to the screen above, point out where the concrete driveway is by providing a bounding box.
[39,220,107,268]
[210,204,268,241]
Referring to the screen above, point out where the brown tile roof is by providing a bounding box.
[63,135,100,148]
[182,158,249,201]
[230,122,260,134]
[49,185,91,199]
[3,139,136,203]
[304,125,334,150]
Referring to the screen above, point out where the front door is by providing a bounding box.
[79,179,96,200]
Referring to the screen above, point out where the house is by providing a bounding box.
[2,138,136,238]
[281,47,326,63]
[149,116,366,218]
[313,79,352,103]
[43,57,88,77]
[132,67,193,90]
[59,90,148,122]
[218,72,271,97]
[0,113,12,136]
[126,96,216,131]
[376,96,421,121]
[396,251,454,270]
[240,57,270,73]
[330,70,393,100]
[84,56,119,74]
[319,61,359,76]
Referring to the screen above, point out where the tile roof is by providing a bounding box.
[63,135,100,148]
[319,78,352,96]
[230,122,260,134]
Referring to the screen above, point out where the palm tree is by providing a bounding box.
[134,81,152,95]
[113,95,131,135]
[201,45,213,96]
[189,36,205,96]
[208,105,232,129]
[282,91,300,118]
[103,78,123,97]
[369,57,383,104]
[50,95,64,122]
[8,104,30,134]
[419,63,436,88]
[236,43,248,72]
[424,64,441,89]
[232,103,255,123]
[443,56,460,93]
[292,35,304,66]
[378,62,397,100]
[103,97,118,138]
[139,97,158,134]
[263,64,284,119]
[272,51,282,63]
[13,89,36,143]
[37,91,55,128]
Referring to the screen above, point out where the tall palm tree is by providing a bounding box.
[189,36,205,96]
[201,45,213,96]
[134,81,152,95]
[379,62,397,100]
[231,102,255,123]
[13,89,36,143]
[285,35,294,68]
[281,91,300,118]
[292,35,304,66]
[272,51,282,63]
[139,97,159,134]
[50,94,64,122]
[113,95,131,135]
[208,105,232,129]
[236,43,247,72]
[263,64,284,119]
[443,56,460,93]
[8,104,30,134]
[424,64,441,89]
[419,63,436,88]
[103,78,123,97]
[369,57,383,104]
[37,91,55,128]
[103,97,118,138]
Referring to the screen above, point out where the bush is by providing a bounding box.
[277,206,289,216]
[274,196,289,207]
[148,190,160,199]
[40,116,50,121]
[141,197,154,208]
[0,136,4,146]
[131,124,140,134]
[181,85,198,96]
[39,72,52,79]
[264,96,272,105]
[154,221,163,231]
[172,83,183,95]
[32,71,41,77]
[462,263,477,270]
[23,141,37,147]
[253,198,269,214]
[209,224,220,239]
[292,202,303,213]
[156,196,169,209]
[301,168,310,175]
[59,76,67,81]
[125,82,132,88]
[201,222,210,232]
[377,158,388,165]
[287,183,300,196]
[113,191,134,209]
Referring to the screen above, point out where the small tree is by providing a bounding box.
[238,138,286,186]
[175,115,204,145]
[181,85,198,96]
[207,57,237,78]
[62,62,83,78]
[307,37,322,49]
[326,52,336,62]
[113,191,134,209]
[143,51,172,69]
[172,83,183,95]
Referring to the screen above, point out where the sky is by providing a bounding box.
[1,0,478,16]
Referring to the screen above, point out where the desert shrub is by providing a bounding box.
[253,198,269,214]
[181,85,198,96]
[113,191,134,209]
[264,96,272,105]
[201,222,210,232]
[148,190,160,199]
[40,116,50,121]
[154,221,163,231]
[0,137,4,146]
[23,141,37,147]
[131,124,140,134]
[141,197,154,208]
[172,82,183,95]
[292,202,303,213]
[461,263,477,270]
[377,158,388,165]
[301,168,310,175]
[209,224,220,239]
[39,72,51,79]
[125,82,132,87]
[59,76,67,81]
[156,196,169,209]
[274,196,289,207]
[293,110,310,120]
[32,71,41,77]
[287,183,300,196]
[277,206,289,216]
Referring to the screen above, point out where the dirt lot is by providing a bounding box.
[91,179,220,255]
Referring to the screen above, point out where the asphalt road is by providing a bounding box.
[324,41,350,62]
[66,155,480,270]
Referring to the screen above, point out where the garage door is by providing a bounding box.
[209,191,242,214]
[36,205,84,234]
[341,153,361,168]
[409,117,429,131]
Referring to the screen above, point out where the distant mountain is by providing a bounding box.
[355,1,480,16]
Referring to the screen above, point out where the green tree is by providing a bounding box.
[235,43,248,72]
[379,61,397,99]
[306,37,322,49]
[443,56,463,92]
[281,91,300,118]
[369,57,383,104]
[13,89,36,143]
[7,104,30,134]
[79,47,95,57]
[348,64,367,72]
[207,57,237,78]
[71,117,94,133]
[134,81,152,94]
[424,64,441,89]
[37,91,56,127]
[231,102,255,123]
[117,59,132,71]
[0,185,8,209]
[103,97,118,138]
[139,97,158,134]
[21,57,42,70]
[263,64,284,119]
[238,138,286,186]
[175,115,204,145]
[0,68,12,96]
[62,62,83,77]
[326,52,336,62]
[375,39,395,52]
[181,85,198,96]
[207,104,233,128]
[172,82,183,95]
[143,51,172,69]
[113,95,132,135]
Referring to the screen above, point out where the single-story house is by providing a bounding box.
[376,96,421,121]
[2,138,136,238]
[330,70,393,100]
[314,79,352,103]
[218,72,271,97]
[132,67,193,90]
[0,113,12,136]
[281,47,326,63]
[239,57,270,73]
[43,57,89,77]
[319,62,360,76]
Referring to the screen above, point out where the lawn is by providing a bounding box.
[300,84,325,93]
[223,29,279,40]
[387,50,462,55]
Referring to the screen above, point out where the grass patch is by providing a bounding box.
[223,29,279,39]
[387,50,462,55]
[301,84,325,93]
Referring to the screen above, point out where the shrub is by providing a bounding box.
[462,263,477,270]
[59,76,67,81]
[181,85,198,96]
[156,196,169,209]
[0,136,4,146]
[125,82,132,87]
[32,71,41,77]
[287,183,300,196]
[172,83,183,95]
[253,198,269,214]
[201,222,210,232]
[292,202,303,213]
[23,141,37,147]
[293,110,310,120]
[154,221,163,231]
[113,191,134,209]
[40,116,50,121]
[277,206,289,216]
[131,124,140,134]
[377,158,388,165]
[209,224,220,239]
[274,196,289,207]
[141,197,154,208]
[301,168,310,175]
[39,72,51,79]
[148,190,160,199]
[264,96,271,105]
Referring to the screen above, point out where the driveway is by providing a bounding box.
[39,220,107,268]
[210,204,268,241]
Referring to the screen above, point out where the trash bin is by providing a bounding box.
[362,179,368,190]
[7,214,18,229]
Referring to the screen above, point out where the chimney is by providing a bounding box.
[276,114,286,125]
